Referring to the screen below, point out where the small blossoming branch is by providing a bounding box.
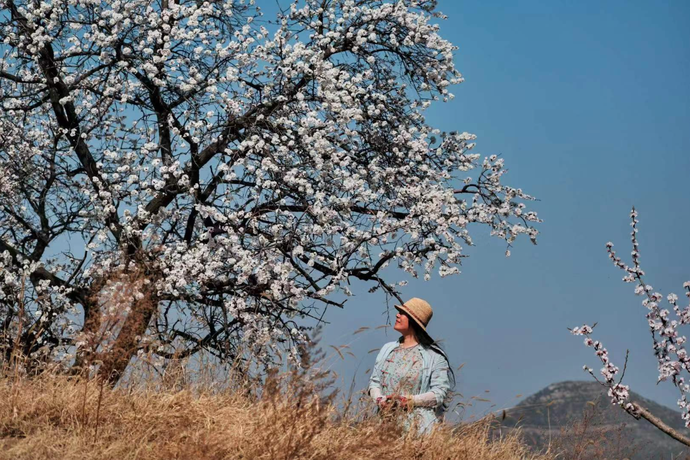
[570,325,635,414]
[571,208,690,447]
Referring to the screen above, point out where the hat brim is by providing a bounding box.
[395,304,434,342]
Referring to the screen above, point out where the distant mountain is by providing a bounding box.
[499,381,690,459]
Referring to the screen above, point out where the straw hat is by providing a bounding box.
[395,297,433,333]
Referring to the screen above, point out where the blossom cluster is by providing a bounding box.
[571,325,635,414]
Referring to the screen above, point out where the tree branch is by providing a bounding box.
[630,402,690,447]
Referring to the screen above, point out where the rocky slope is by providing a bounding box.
[500,381,690,459]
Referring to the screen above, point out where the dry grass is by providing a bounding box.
[0,368,550,460]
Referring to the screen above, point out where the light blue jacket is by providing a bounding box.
[368,340,452,434]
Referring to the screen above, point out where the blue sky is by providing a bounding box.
[305,0,690,420]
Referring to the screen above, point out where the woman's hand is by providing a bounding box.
[377,394,414,411]
[376,395,394,411]
[392,394,414,411]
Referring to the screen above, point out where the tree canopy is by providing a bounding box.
[0,0,539,383]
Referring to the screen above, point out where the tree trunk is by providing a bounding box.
[97,291,158,386]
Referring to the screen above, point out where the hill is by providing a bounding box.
[500,380,690,459]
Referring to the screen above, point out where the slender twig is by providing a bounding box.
[617,349,630,385]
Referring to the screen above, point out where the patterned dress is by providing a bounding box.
[380,343,423,395]
[378,343,433,431]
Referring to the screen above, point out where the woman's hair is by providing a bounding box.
[397,312,457,392]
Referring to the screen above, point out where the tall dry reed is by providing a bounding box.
[0,356,550,460]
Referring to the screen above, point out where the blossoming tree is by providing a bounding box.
[0,0,538,384]
[572,208,690,446]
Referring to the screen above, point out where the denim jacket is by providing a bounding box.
[368,340,452,433]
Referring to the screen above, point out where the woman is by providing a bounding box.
[368,297,456,435]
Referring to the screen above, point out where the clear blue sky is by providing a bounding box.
[304,0,690,420]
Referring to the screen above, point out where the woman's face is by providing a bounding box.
[394,309,413,334]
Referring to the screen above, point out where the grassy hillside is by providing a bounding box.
[0,370,548,460]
